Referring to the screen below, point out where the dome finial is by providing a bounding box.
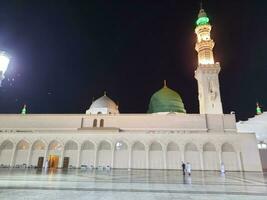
[104,91,107,96]
[256,102,262,115]
[200,0,203,10]
[164,80,167,87]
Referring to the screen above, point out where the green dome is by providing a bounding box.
[148,85,186,113]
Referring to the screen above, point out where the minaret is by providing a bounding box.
[194,6,223,114]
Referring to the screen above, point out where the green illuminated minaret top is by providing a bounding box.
[196,6,210,26]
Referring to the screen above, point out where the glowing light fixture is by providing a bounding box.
[0,51,10,86]
[196,16,209,26]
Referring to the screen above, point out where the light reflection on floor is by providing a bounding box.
[0,168,267,199]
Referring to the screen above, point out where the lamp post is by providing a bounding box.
[0,51,10,86]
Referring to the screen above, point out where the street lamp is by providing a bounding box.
[0,51,10,86]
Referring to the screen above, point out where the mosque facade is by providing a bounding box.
[0,8,263,171]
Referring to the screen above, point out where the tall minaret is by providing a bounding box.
[194,6,223,114]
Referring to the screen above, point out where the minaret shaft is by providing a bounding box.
[194,9,223,114]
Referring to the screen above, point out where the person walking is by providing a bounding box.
[181,162,186,175]
[186,162,191,176]
[220,162,225,174]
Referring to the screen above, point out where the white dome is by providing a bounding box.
[86,94,119,114]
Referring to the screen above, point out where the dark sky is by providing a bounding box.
[0,0,266,121]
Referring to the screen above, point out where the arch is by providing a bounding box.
[48,140,63,150]
[222,143,235,152]
[149,142,162,151]
[63,140,78,168]
[14,140,30,166]
[100,119,104,127]
[132,142,145,150]
[184,142,200,170]
[98,141,111,150]
[203,142,216,151]
[167,142,181,169]
[203,142,218,170]
[167,142,179,151]
[64,140,78,150]
[114,141,128,168]
[47,140,63,168]
[0,140,14,166]
[97,140,112,167]
[30,140,46,167]
[93,119,97,127]
[185,143,198,151]
[81,141,95,150]
[132,141,146,169]
[32,140,46,150]
[80,141,95,167]
[149,142,163,169]
[221,143,238,171]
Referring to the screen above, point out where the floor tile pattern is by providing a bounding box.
[0,169,266,199]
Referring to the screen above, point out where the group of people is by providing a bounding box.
[181,162,225,176]
[181,162,191,176]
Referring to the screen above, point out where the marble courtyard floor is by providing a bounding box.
[0,169,267,200]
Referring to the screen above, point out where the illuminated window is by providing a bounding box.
[258,142,267,149]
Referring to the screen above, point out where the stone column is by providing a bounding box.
[180,144,185,162]
[163,146,167,169]
[26,144,33,167]
[111,145,115,168]
[76,144,81,168]
[128,146,132,170]
[94,145,98,168]
[43,146,49,168]
[236,151,243,171]
[60,147,65,168]
[10,144,17,167]
[146,145,149,169]
[199,148,204,170]
[217,150,222,170]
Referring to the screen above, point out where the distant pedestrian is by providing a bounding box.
[220,162,225,174]
[186,162,191,176]
[181,162,186,175]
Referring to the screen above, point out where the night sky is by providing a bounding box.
[0,0,266,121]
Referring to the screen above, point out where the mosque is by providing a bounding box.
[0,8,262,171]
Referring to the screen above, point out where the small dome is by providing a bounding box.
[148,83,186,113]
[86,93,119,114]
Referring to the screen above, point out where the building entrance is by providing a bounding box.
[37,157,44,168]
[48,155,59,168]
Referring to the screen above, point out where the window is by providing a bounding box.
[100,119,104,127]
[93,119,97,127]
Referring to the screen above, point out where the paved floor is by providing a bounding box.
[0,169,266,200]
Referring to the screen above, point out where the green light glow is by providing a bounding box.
[196,16,209,26]
[21,105,27,114]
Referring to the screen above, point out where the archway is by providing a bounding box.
[63,141,78,168]
[30,140,46,167]
[221,143,238,171]
[97,141,111,167]
[184,143,200,170]
[47,140,62,168]
[114,141,128,168]
[149,142,163,169]
[131,142,146,169]
[167,142,180,169]
[14,140,30,166]
[203,142,218,170]
[0,140,14,166]
[80,141,95,167]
